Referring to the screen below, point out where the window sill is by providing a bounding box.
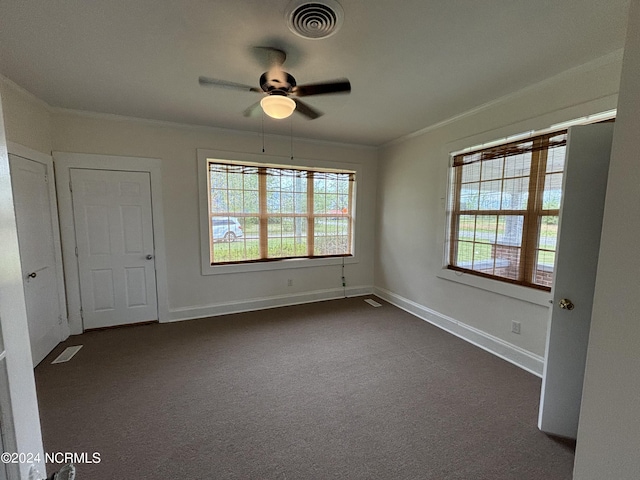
[437,268,552,307]
[202,255,358,275]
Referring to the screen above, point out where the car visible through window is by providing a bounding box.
[211,217,243,242]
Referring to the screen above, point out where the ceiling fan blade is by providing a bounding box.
[293,99,323,120]
[242,101,263,118]
[292,79,351,97]
[198,76,261,93]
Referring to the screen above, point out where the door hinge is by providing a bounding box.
[69,180,73,192]
[75,246,78,257]
[79,308,83,320]
[44,173,48,183]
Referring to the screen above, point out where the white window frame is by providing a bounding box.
[198,149,362,275]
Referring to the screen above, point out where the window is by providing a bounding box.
[447,131,567,291]
[206,161,355,265]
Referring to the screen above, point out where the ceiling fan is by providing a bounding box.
[198,47,351,120]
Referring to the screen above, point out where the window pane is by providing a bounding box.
[502,177,529,210]
[471,243,493,271]
[481,158,503,181]
[266,190,280,213]
[266,171,280,190]
[543,173,563,210]
[210,168,259,215]
[337,194,349,213]
[493,245,521,280]
[538,216,558,251]
[479,180,501,210]
[461,163,481,183]
[314,176,326,195]
[475,215,498,243]
[293,193,305,214]
[459,215,475,240]
[533,215,558,288]
[336,177,350,195]
[313,189,326,213]
[314,173,351,216]
[244,173,258,190]
[534,251,555,288]
[455,240,474,266]
[227,171,243,190]
[546,144,566,173]
[314,218,349,256]
[242,216,259,242]
[211,216,259,263]
[267,217,308,258]
[244,190,259,214]
[266,170,308,215]
[227,190,243,214]
[504,152,531,178]
[460,182,480,211]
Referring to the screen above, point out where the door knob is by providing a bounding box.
[146,254,154,260]
[558,298,575,310]
[27,272,37,279]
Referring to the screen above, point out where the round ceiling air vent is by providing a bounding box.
[285,0,344,40]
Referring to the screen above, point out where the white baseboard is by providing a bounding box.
[168,285,374,322]
[373,287,544,377]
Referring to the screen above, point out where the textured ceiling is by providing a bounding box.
[0,0,631,146]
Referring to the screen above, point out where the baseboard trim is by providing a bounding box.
[373,287,544,377]
[168,285,374,322]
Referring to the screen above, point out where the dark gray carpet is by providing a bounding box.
[35,297,575,479]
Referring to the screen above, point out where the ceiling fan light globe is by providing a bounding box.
[260,96,296,119]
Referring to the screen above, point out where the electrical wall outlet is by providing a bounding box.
[287,279,293,287]
[512,321,521,335]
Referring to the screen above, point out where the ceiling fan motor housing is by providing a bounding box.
[260,72,297,94]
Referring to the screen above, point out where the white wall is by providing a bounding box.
[51,111,378,321]
[374,51,623,371]
[574,1,640,478]
[0,77,52,154]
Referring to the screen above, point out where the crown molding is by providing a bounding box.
[52,107,377,151]
[0,74,54,112]
[380,49,624,149]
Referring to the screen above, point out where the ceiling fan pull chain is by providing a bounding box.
[290,117,294,160]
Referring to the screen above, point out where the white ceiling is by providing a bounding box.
[0,0,631,146]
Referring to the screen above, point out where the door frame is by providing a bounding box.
[8,142,70,341]
[54,152,169,334]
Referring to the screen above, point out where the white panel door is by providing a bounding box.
[538,123,615,439]
[71,169,158,329]
[9,154,63,366]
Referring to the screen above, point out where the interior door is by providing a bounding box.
[9,154,64,366]
[538,123,615,439]
[71,168,158,329]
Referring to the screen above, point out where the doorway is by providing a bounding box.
[54,153,169,334]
